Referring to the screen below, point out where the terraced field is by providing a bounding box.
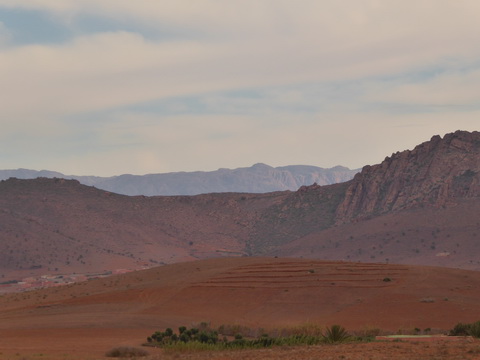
[196,261,407,288]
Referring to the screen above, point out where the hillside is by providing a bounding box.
[1,130,480,282]
[1,257,480,358]
[336,131,480,221]
[275,130,480,268]
[0,163,358,196]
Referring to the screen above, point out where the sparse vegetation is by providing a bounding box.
[450,321,480,338]
[105,346,149,358]
[146,323,357,351]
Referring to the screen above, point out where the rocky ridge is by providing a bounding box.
[335,130,480,222]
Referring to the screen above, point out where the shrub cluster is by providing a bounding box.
[146,324,354,350]
[449,321,480,338]
[147,326,219,345]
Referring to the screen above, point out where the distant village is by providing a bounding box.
[0,269,135,294]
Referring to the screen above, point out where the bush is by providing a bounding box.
[105,346,149,358]
[322,325,350,343]
[450,322,471,336]
[469,321,480,338]
[147,325,218,346]
[450,321,480,337]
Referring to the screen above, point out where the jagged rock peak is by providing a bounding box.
[335,130,480,222]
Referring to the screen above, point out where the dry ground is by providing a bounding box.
[157,339,480,360]
[1,336,480,360]
[1,257,480,359]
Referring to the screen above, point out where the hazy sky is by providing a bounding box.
[1,1,479,176]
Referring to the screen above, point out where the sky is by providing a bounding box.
[0,1,479,176]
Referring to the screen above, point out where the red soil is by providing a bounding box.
[1,257,480,359]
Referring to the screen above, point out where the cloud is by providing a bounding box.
[2,2,480,108]
[1,1,480,175]
[0,31,222,118]
[364,67,480,107]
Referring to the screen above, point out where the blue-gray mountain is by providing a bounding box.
[0,163,358,196]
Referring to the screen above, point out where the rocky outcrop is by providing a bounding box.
[335,130,480,222]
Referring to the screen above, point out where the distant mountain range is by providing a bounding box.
[0,164,359,196]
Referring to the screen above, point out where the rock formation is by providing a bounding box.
[335,130,480,222]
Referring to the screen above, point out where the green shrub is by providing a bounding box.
[450,322,471,336]
[147,325,218,346]
[322,325,350,343]
[450,321,480,337]
[468,321,480,338]
[148,323,357,351]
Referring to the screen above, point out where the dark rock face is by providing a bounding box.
[335,130,480,222]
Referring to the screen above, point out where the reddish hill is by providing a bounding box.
[1,130,480,281]
[0,178,275,279]
[274,130,480,269]
[280,199,480,269]
[1,258,480,358]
